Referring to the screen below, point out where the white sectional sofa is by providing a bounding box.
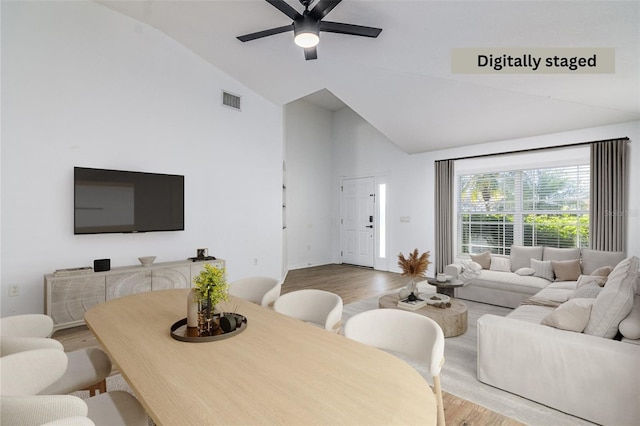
[446,246,626,308]
[449,248,640,425]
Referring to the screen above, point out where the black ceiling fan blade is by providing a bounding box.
[309,0,342,20]
[266,0,302,20]
[304,46,318,60]
[320,21,382,38]
[237,24,294,42]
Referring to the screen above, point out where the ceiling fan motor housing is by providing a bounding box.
[294,15,320,40]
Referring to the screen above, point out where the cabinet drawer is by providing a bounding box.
[106,270,152,300]
[48,276,106,325]
[152,266,190,290]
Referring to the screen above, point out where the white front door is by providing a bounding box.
[341,177,375,267]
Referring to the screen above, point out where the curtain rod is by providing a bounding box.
[443,137,629,162]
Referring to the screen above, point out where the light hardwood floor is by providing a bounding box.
[53,263,522,426]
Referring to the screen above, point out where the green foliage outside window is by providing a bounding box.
[458,164,590,255]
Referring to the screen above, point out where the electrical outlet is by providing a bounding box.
[9,285,19,297]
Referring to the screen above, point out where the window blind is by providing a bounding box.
[457,164,589,255]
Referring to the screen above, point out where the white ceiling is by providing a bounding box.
[97,0,640,154]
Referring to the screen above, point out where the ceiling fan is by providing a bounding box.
[237,0,382,60]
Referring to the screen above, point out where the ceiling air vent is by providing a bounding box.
[222,91,241,111]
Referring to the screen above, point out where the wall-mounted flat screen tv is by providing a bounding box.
[74,167,184,234]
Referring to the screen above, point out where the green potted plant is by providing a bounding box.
[192,264,229,333]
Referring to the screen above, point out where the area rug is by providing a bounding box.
[342,286,594,426]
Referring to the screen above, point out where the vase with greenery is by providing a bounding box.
[192,264,229,334]
[397,249,431,300]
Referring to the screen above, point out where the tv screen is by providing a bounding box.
[74,167,184,234]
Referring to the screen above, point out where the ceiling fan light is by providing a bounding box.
[294,31,319,48]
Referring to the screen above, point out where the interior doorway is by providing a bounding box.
[340,177,375,267]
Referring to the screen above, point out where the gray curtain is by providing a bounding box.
[590,138,628,252]
[434,159,455,274]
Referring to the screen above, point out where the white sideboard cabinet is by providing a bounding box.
[45,259,224,331]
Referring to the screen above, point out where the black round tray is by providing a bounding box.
[170,313,247,343]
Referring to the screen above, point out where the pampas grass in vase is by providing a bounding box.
[397,249,431,299]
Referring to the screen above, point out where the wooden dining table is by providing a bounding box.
[84,288,436,425]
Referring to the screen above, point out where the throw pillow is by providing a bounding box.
[581,249,625,275]
[515,267,535,276]
[510,245,544,272]
[489,256,511,272]
[619,295,640,340]
[470,251,491,270]
[570,282,603,299]
[584,256,639,339]
[530,259,554,281]
[552,259,582,281]
[542,247,581,262]
[575,274,607,288]
[590,266,613,278]
[541,298,595,332]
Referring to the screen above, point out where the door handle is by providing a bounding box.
[365,225,373,228]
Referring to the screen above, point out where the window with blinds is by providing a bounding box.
[457,164,590,255]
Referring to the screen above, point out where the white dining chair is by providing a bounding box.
[228,276,281,307]
[0,314,112,397]
[0,348,148,426]
[273,289,343,332]
[344,308,446,426]
[0,314,56,338]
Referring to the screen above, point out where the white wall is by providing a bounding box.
[1,1,283,316]
[284,100,334,269]
[332,108,430,272]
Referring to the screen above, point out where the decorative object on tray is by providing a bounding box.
[427,294,452,309]
[187,289,199,327]
[398,297,427,310]
[436,273,454,282]
[397,248,432,300]
[191,263,230,336]
[170,313,248,343]
[426,293,450,304]
[138,256,156,266]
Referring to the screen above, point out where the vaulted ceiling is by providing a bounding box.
[97,0,640,154]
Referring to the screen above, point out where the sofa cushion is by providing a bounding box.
[619,295,640,340]
[590,265,613,278]
[510,245,543,272]
[552,259,581,281]
[570,282,602,299]
[584,257,639,338]
[541,298,595,332]
[490,256,511,272]
[472,270,550,295]
[470,251,491,269]
[543,247,581,262]
[507,304,554,323]
[575,274,607,288]
[528,285,574,305]
[515,267,535,276]
[531,259,554,281]
[581,249,625,275]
